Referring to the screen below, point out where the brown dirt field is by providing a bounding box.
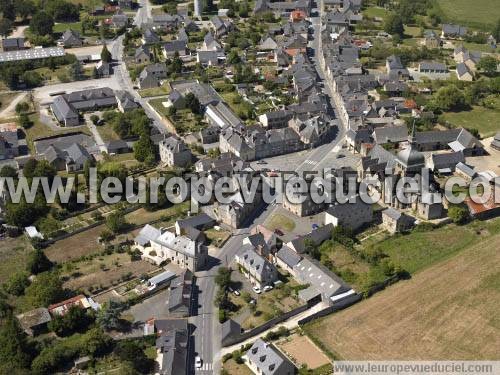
[305,233,500,360]
[278,334,331,369]
[45,225,106,263]
[63,253,156,293]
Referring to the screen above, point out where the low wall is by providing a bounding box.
[297,293,362,326]
[222,303,310,347]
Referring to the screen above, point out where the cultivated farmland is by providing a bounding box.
[304,228,500,360]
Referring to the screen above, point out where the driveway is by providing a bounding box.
[127,289,171,323]
[0,92,26,118]
[84,112,107,152]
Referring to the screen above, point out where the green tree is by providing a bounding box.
[48,305,93,336]
[448,205,469,224]
[15,0,36,20]
[106,212,129,233]
[47,0,79,22]
[15,101,30,114]
[133,133,155,163]
[0,165,17,178]
[81,14,98,35]
[215,267,231,289]
[432,85,466,112]
[22,71,42,87]
[384,14,404,37]
[0,316,32,370]
[0,18,13,37]
[227,50,241,64]
[23,158,38,178]
[4,271,30,296]
[97,300,127,330]
[25,271,64,307]
[101,44,112,63]
[90,114,100,125]
[492,18,500,41]
[30,11,54,36]
[33,159,57,183]
[114,340,154,372]
[18,113,31,128]
[477,56,498,75]
[185,92,201,114]
[69,60,83,80]
[5,196,49,228]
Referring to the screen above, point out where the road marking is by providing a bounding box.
[196,363,212,371]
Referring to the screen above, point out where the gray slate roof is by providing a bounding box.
[246,339,295,375]
[276,245,302,268]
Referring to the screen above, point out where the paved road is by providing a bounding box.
[84,113,107,152]
[111,35,169,134]
[133,0,151,27]
[191,2,350,372]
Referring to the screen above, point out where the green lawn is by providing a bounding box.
[265,213,296,232]
[0,92,20,115]
[462,42,498,53]
[363,6,392,20]
[362,219,500,275]
[96,122,120,142]
[404,25,422,38]
[435,0,499,29]
[53,22,83,34]
[440,96,500,138]
[138,84,170,98]
[25,114,91,153]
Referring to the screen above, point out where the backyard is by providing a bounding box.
[24,113,91,152]
[228,271,305,330]
[265,213,296,232]
[440,96,500,138]
[61,252,157,294]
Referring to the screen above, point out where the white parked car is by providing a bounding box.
[253,286,262,294]
[233,289,240,296]
[195,356,202,369]
[263,285,274,292]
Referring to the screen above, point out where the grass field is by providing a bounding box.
[361,219,500,274]
[265,213,296,232]
[0,92,21,114]
[24,114,91,152]
[0,236,32,284]
[96,122,120,142]
[435,0,500,29]
[304,220,500,360]
[440,96,500,138]
[363,6,392,20]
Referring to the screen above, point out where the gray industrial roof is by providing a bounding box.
[0,47,65,63]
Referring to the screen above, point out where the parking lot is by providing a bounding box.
[34,77,123,105]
